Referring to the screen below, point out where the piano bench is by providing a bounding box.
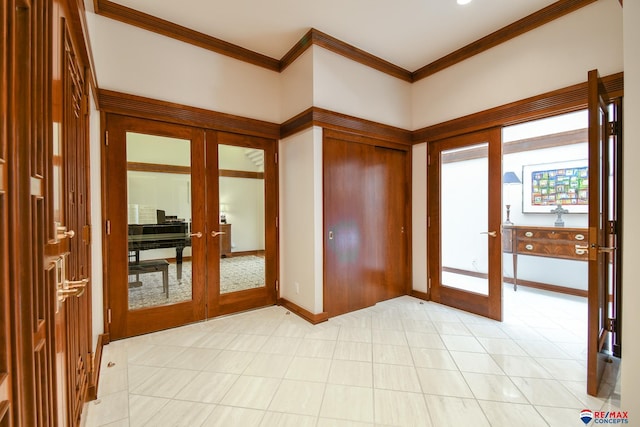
[128,259,170,297]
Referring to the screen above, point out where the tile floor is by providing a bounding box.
[82,286,621,426]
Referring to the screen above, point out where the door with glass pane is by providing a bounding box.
[206,131,277,317]
[428,128,503,320]
[106,116,206,338]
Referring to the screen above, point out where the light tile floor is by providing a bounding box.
[82,286,621,427]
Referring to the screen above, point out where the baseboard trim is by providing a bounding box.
[278,298,329,324]
[503,277,587,298]
[86,333,110,401]
[410,290,430,301]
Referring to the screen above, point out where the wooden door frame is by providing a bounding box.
[427,127,503,321]
[206,130,279,317]
[104,114,207,339]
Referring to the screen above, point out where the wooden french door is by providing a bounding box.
[428,128,503,321]
[323,130,409,317]
[586,69,618,396]
[105,116,207,338]
[105,117,277,339]
[205,131,278,317]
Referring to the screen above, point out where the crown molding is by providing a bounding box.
[93,0,595,82]
[413,72,624,143]
[412,0,597,81]
[281,107,412,146]
[94,0,281,71]
[98,89,281,139]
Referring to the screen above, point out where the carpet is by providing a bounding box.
[128,255,265,310]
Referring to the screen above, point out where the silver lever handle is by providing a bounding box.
[190,232,203,238]
[480,231,497,238]
[598,246,616,253]
[211,231,226,238]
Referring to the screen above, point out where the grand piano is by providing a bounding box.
[128,221,191,281]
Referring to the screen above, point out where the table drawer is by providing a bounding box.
[516,240,589,260]
[515,229,587,242]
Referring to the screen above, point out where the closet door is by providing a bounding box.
[323,131,409,317]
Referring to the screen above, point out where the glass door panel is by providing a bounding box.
[428,128,502,321]
[126,132,193,310]
[218,144,266,294]
[441,143,489,295]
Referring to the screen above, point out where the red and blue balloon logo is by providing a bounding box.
[581,409,594,425]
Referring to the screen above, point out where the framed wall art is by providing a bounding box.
[522,159,588,213]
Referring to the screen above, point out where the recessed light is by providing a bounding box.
[457,0,472,4]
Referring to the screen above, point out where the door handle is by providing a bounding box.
[598,246,616,253]
[480,231,497,238]
[211,231,226,238]
[58,278,89,301]
[56,224,75,239]
[190,232,203,238]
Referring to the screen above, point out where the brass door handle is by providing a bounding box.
[598,246,616,253]
[56,225,75,239]
[211,231,226,238]
[58,278,89,301]
[190,232,203,238]
[480,231,497,238]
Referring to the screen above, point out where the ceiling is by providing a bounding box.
[92,0,561,71]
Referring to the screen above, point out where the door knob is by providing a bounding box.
[480,231,497,238]
[211,231,226,238]
[190,232,203,238]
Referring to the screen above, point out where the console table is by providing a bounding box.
[220,223,232,257]
[502,225,589,291]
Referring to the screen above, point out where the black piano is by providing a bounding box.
[128,222,191,281]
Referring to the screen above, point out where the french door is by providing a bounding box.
[105,116,277,339]
[428,128,503,320]
[586,69,618,396]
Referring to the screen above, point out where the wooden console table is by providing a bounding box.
[220,223,232,257]
[502,224,588,291]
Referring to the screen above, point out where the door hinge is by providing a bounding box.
[105,130,109,146]
[276,216,279,228]
[427,154,431,166]
[275,280,279,292]
[607,317,616,333]
[427,216,431,228]
[105,220,111,235]
[608,121,620,137]
[275,152,278,164]
[107,309,112,324]
[428,278,431,291]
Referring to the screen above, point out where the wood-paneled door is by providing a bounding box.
[586,69,619,396]
[428,128,503,321]
[323,130,409,317]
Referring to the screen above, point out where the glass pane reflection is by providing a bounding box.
[126,132,193,310]
[218,145,266,294]
[441,143,490,295]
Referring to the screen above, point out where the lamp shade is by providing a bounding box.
[503,171,521,184]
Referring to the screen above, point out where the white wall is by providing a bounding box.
[313,46,412,129]
[89,88,104,349]
[85,13,281,123]
[412,143,427,293]
[412,0,623,129]
[279,127,324,313]
[621,0,640,414]
[280,48,314,122]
